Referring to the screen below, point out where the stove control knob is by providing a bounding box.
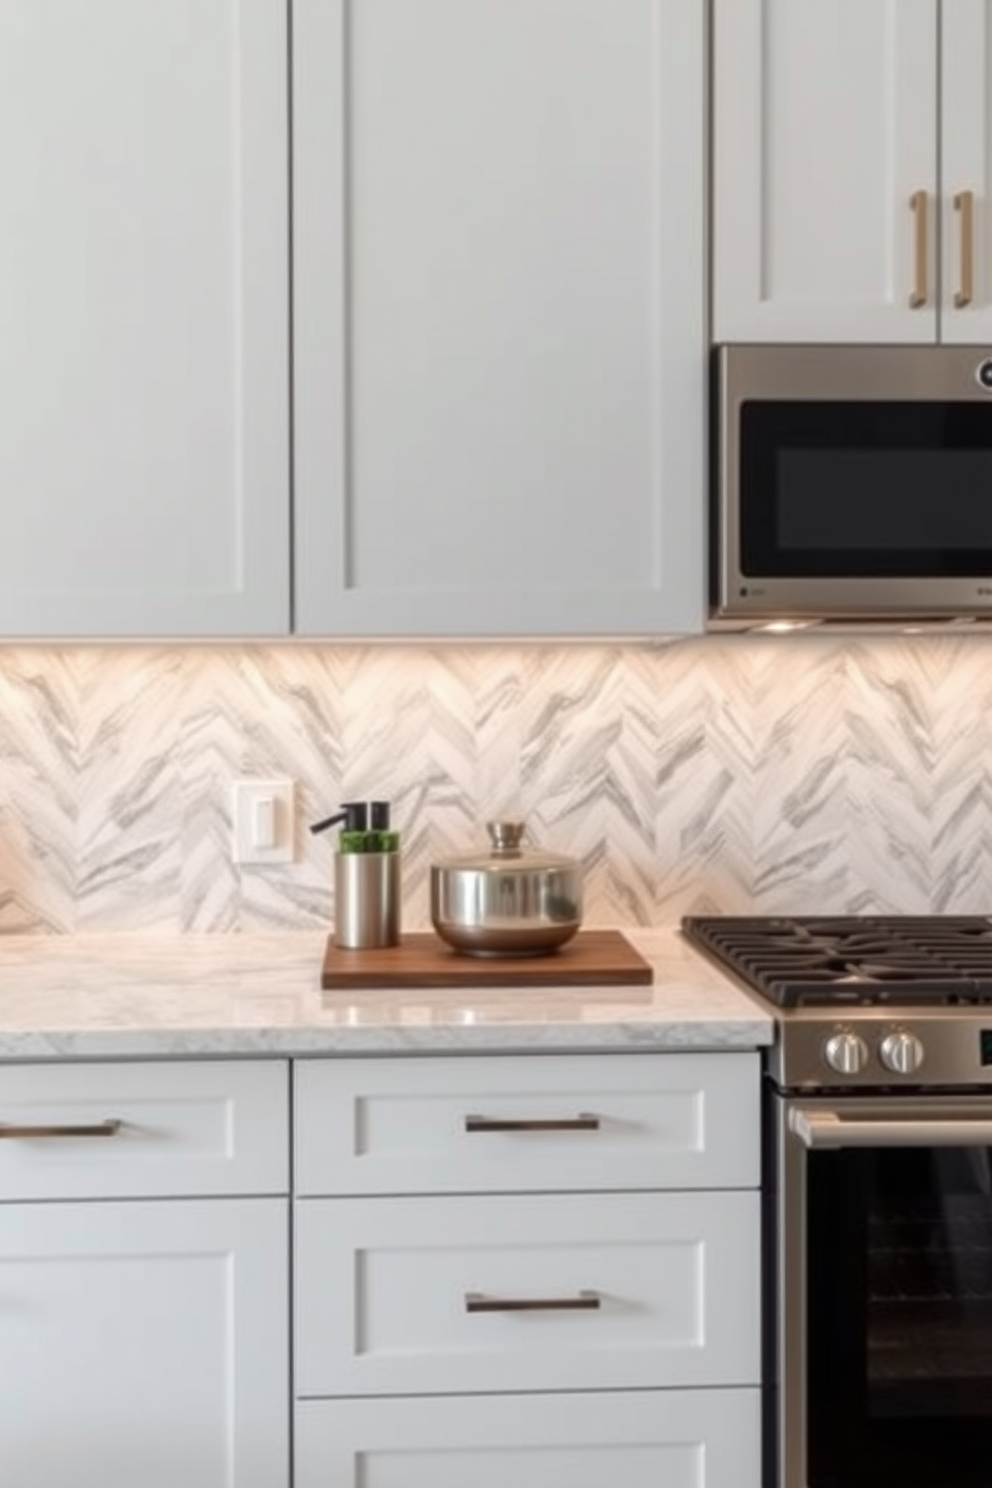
[823,1032,869,1076]
[879,1031,925,1076]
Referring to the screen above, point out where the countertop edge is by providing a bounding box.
[0,1018,773,1062]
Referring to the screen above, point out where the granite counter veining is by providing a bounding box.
[0,929,772,1060]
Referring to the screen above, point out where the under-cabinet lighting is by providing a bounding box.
[754,620,816,634]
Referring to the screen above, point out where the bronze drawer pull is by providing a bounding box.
[464,1113,600,1133]
[0,1119,123,1139]
[465,1290,601,1313]
[909,189,929,308]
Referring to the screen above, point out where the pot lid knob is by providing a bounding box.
[486,820,525,855]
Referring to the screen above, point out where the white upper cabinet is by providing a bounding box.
[940,0,992,341]
[713,0,938,343]
[0,0,290,637]
[714,0,992,345]
[293,0,705,637]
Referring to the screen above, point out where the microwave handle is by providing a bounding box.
[790,1108,992,1149]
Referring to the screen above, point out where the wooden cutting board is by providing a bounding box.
[320,929,653,990]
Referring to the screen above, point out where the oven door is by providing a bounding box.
[714,344,992,620]
[776,1093,992,1488]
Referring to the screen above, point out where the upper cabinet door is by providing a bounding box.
[293,0,705,638]
[0,0,290,637]
[940,0,992,343]
[713,0,938,344]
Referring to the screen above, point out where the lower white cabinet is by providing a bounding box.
[0,1050,761,1487]
[0,1198,289,1488]
[294,1052,762,1488]
[295,1389,760,1488]
[0,1061,290,1488]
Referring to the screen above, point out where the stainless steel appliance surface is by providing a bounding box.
[430,820,583,957]
[682,913,992,1488]
[713,344,992,631]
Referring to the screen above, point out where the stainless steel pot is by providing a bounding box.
[430,820,583,956]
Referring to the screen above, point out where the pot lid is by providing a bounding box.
[434,820,579,874]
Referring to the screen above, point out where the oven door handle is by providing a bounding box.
[790,1108,992,1149]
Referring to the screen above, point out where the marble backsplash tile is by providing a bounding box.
[1,637,991,934]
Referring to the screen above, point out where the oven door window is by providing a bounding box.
[808,1143,992,1488]
[740,401,992,577]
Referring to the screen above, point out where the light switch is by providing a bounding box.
[232,779,295,864]
[253,794,276,850]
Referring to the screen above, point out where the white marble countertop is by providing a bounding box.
[0,928,773,1060]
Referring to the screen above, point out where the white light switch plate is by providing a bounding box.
[231,779,295,865]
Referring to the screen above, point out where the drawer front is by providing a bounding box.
[296,1389,760,1488]
[294,1052,759,1195]
[0,1061,289,1199]
[295,1190,759,1396]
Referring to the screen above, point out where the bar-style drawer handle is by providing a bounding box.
[464,1113,600,1133]
[465,1290,601,1313]
[0,1119,123,1139]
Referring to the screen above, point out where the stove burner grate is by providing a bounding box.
[681,915,992,1007]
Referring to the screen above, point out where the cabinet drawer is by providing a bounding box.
[0,1061,289,1199]
[293,1052,759,1195]
[296,1389,760,1488]
[295,1190,759,1396]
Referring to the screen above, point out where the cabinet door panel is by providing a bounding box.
[0,1198,288,1488]
[941,0,992,341]
[714,0,937,343]
[0,0,289,636]
[294,0,704,636]
[296,1390,760,1488]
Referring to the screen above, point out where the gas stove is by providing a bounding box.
[681,915,992,1092]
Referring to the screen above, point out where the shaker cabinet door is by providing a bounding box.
[713,0,937,343]
[0,0,290,637]
[0,1198,289,1488]
[940,0,992,342]
[293,0,704,637]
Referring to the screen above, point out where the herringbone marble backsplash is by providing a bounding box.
[2,638,991,934]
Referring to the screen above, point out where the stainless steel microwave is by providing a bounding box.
[712,344,992,630]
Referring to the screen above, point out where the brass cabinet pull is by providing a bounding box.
[465,1290,601,1313]
[909,189,929,307]
[0,1119,122,1139]
[464,1113,600,1133]
[954,189,975,307]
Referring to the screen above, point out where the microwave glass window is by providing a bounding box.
[777,451,992,550]
[740,401,992,577]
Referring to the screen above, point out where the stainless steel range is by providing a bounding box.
[682,914,992,1488]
